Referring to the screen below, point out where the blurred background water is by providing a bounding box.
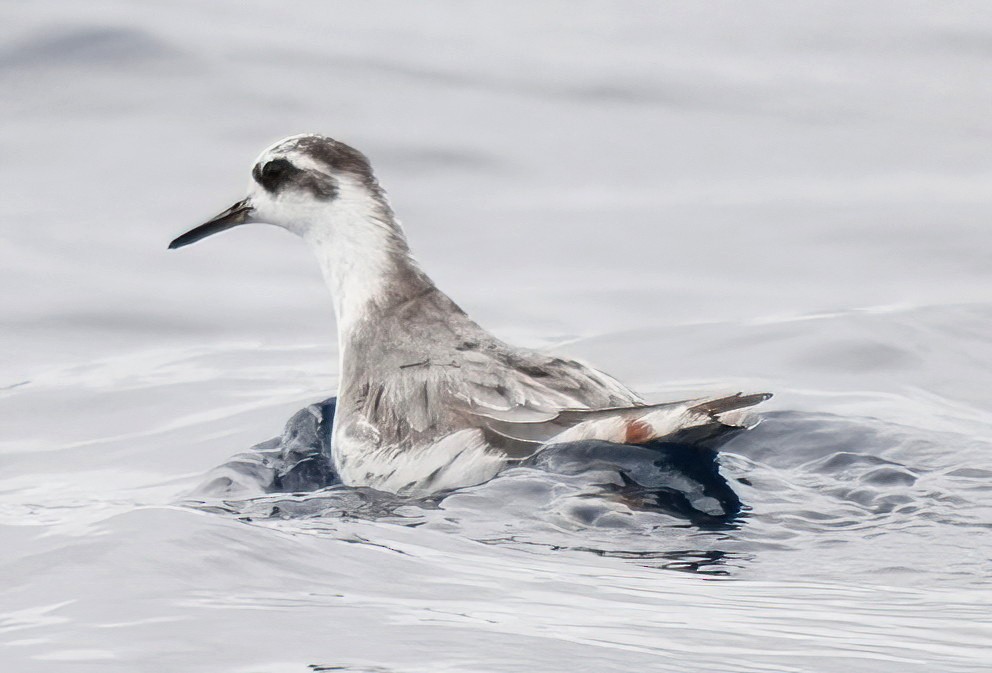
[1,2,991,671]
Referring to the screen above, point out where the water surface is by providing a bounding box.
[2,2,991,671]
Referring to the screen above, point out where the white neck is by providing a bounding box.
[299,182,432,357]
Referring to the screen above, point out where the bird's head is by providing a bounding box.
[169,134,389,249]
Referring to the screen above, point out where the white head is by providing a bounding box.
[170,134,426,333]
[169,134,403,249]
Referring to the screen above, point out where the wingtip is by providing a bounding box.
[690,392,773,417]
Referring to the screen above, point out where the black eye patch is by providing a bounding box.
[252,158,337,200]
[253,158,297,192]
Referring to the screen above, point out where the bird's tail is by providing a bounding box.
[478,392,772,455]
[545,392,772,448]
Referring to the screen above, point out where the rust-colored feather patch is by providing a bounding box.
[623,418,654,444]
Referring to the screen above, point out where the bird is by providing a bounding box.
[170,134,770,497]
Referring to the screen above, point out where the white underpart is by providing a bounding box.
[334,429,507,497]
[331,399,756,496]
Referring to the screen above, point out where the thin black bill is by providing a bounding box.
[168,198,254,249]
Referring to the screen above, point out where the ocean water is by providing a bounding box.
[2,2,992,671]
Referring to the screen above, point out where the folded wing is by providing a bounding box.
[469,392,772,457]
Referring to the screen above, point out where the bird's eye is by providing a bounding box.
[254,158,294,191]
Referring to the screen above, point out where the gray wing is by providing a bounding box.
[448,346,643,417]
[443,347,652,457]
[346,289,769,458]
[348,339,642,453]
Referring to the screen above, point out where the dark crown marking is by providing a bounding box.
[251,135,387,204]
